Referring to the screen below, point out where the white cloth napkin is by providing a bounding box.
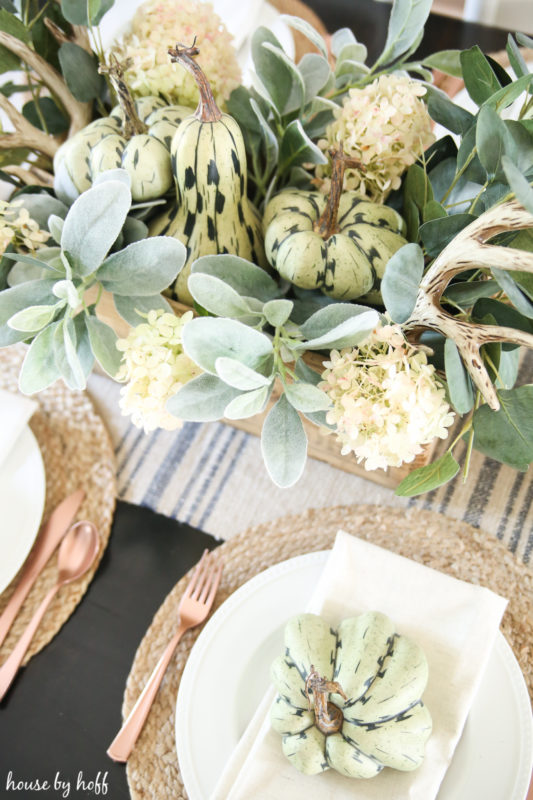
[0,388,38,470]
[212,530,507,800]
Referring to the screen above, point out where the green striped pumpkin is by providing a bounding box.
[271,612,432,778]
[149,43,266,304]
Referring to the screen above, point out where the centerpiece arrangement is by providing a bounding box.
[0,0,532,495]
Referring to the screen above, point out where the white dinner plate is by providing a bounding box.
[0,426,46,594]
[176,551,533,800]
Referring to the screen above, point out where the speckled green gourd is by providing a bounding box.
[271,612,432,778]
[263,149,407,301]
[53,58,191,202]
[149,43,266,305]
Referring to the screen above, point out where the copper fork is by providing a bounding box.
[106,549,223,762]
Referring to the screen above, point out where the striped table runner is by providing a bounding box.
[88,361,533,565]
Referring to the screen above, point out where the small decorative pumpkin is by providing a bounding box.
[149,42,266,305]
[270,612,432,778]
[263,148,407,301]
[53,56,191,202]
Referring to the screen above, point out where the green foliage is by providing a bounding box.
[0,179,184,393]
[395,452,460,497]
[381,243,424,323]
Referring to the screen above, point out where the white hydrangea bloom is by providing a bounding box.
[111,0,241,108]
[320,323,454,470]
[116,309,201,433]
[316,75,435,202]
[0,199,48,255]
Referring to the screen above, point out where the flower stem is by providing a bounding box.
[99,55,147,138]
[314,146,364,239]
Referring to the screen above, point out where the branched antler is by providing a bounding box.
[0,92,58,158]
[0,30,91,138]
[1,164,54,187]
[405,199,533,410]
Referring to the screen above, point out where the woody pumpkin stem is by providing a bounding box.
[315,146,365,240]
[99,55,147,138]
[305,665,347,736]
[168,40,222,123]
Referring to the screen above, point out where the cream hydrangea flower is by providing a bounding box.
[116,309,201,433]
[111,0,241,108]
[320,323,454,471]
[0,199,48,255]
[316,75,435,202]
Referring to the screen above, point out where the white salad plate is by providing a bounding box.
[0,426,46,595]
[176,551,533,800]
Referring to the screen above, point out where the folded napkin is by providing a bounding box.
[0,388,38,470]
[212,530,507,800]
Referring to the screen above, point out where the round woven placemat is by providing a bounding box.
[124,504,533,800]
[0,345,116,666]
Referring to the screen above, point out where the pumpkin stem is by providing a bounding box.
[99,55,147,138]
[168,40,222,123]
[305,665,347,736]
[315,146,365,239]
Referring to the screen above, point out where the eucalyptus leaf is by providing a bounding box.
[23,98,68,134]
[279,120,327,171]
[261,394,307,487]
[191,254,279,301]
[476,105,506,177]
[473,385,533,469]
[224,385,270,419]
[420,214,476,259]
[86,316,122,378]
[58,42,103,102]
[473,296,533,341]
[61,181,131,277]
[97,237,186,295]
[61,0,114,26]
[516,33,533,49]
[182,317,273,374]
[497,347,520,389]
[280,14,328,59]
[444,279,497,307]
[18,322,62,394]
[485,74,533,111]
[112,293,172,326]
[263,298,293,327]
[426,86,475,135]
[422,49,462,77]
[215,357,272,390]
[491,267,533,318]
[381,242,424,323]
[506,34,529,78]
[284,381,331,412]
[395,451,460,497]
[444,338,474,413]
[460,46,501,105]
[502,155,533,215]
[167,373,241,421]
[0,8,29,42]
[188,273,253,319]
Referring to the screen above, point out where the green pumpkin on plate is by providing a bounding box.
[270,612,432,778]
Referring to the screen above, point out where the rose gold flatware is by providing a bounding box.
[0,488,85,649]
[107,549,223,763]
[0,520,99,701]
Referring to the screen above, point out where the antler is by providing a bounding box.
[404,199,533,411]
[0,30,91,140]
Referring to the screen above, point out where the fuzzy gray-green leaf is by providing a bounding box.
[167,373,241,421]
[19,322,62,394]
[224,385,270,419]
[97,237,186,295]
[285,381,331,412]
[86,316,122,378]
[215,357,272,390]
[188,273,253,319]
[182,317,273,375]
[261,394,307,487]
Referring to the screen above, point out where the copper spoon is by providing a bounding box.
[0,521,100,701]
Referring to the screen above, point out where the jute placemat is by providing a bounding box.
[0,344,116,666]
[124,504,533,800]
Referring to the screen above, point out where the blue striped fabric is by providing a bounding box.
[88,371,533,565]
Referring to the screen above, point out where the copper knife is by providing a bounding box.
[0,488,85,648]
